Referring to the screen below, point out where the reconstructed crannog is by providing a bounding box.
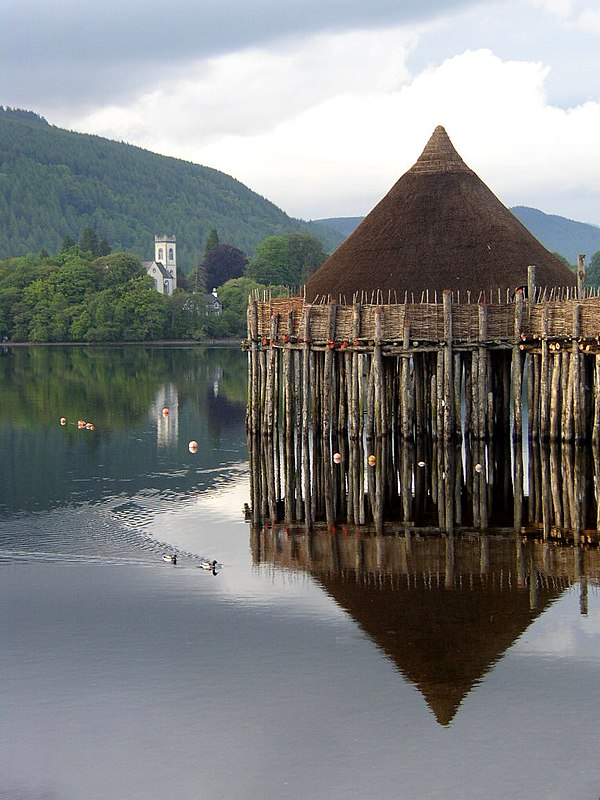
[304,126,576,302]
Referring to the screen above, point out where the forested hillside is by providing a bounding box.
[511,206,600,266]
[0,108,342,271]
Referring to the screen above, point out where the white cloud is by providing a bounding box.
[578,6,600,31]
[529,0,576,17]
[70,27,416,151]
[65,28,600,224]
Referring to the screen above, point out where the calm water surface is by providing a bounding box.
[1,346,600,800]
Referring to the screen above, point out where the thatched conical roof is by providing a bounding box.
[304,126,576,302]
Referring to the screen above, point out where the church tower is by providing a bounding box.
[153,234,177,294]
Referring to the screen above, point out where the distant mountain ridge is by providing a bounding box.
[317,208,600,266]
[0,107,343,270]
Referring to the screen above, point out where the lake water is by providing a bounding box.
[1,345,600,800]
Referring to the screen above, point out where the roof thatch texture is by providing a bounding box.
[304,126,576,302]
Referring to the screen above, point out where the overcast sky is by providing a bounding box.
[3,0,600,224]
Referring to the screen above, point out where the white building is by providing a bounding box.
[143,234,177,295]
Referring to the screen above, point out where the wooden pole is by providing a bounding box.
[593,355,600,444]
[442,290,455,440]
[577,254,586,299]
[527,265,537,306]
[477,304,488,440]
[302,306,313,530]
[572,303,584,441]
[512,291,524,440]
[540,304,550,440]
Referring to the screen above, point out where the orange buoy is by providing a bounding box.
[368,454,376,466]
[162,407,169,416]
[77,420,85,429]
[333,452,342,464]
[188,440,199,453]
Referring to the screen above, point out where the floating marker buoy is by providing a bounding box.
[333,452,342,463]
[417,460,426,468]
[161,407,169,417]
[60,417,67,426]
[368,454,376,466]
[475,463,483,473]
[188,440,199,453]
[77,420,85,429]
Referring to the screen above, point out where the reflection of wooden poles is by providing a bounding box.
[550,443,563,529]
[540,443,551,539]
[445,533,455,589]
[513,437,524,532]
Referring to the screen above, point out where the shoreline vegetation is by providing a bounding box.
[1,338,243,347]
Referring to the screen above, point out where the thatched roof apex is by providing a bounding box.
[410,124,473,175]
[304,126,576,302]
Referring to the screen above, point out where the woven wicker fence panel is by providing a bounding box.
[359,305,377,340]
[581,298,600,338]
[548,303,574,337]
[405,304,445,340]
[382,304,406,340]
[452,305,479,341]
[332,307,355,340]
[486,305,514,340]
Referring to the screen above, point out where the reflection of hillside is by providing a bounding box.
[0,346,248,515]
[253,526,596,725]
[0,345,247,429]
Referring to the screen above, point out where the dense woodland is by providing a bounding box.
[0,108,342,269]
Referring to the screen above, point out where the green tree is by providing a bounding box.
[94,252,145,288]
[246,232,327,287]
[204,227,220,259]
[286,232,327,284]
[79,226,100,256]
[588,251,600,286]
[117,276,169,340]
[166,289,207,340]
[246,236,291,285]
[218,276,288,336]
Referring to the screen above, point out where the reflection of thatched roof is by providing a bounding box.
[317,572,561,726]
[304,126,576,302]
[251,527,578,725]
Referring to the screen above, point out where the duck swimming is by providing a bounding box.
[198,558,218,573]
[162,554,177,564]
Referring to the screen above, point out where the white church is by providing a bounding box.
[143,234,177,295]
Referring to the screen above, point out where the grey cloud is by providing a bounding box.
[3,0,486,110]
